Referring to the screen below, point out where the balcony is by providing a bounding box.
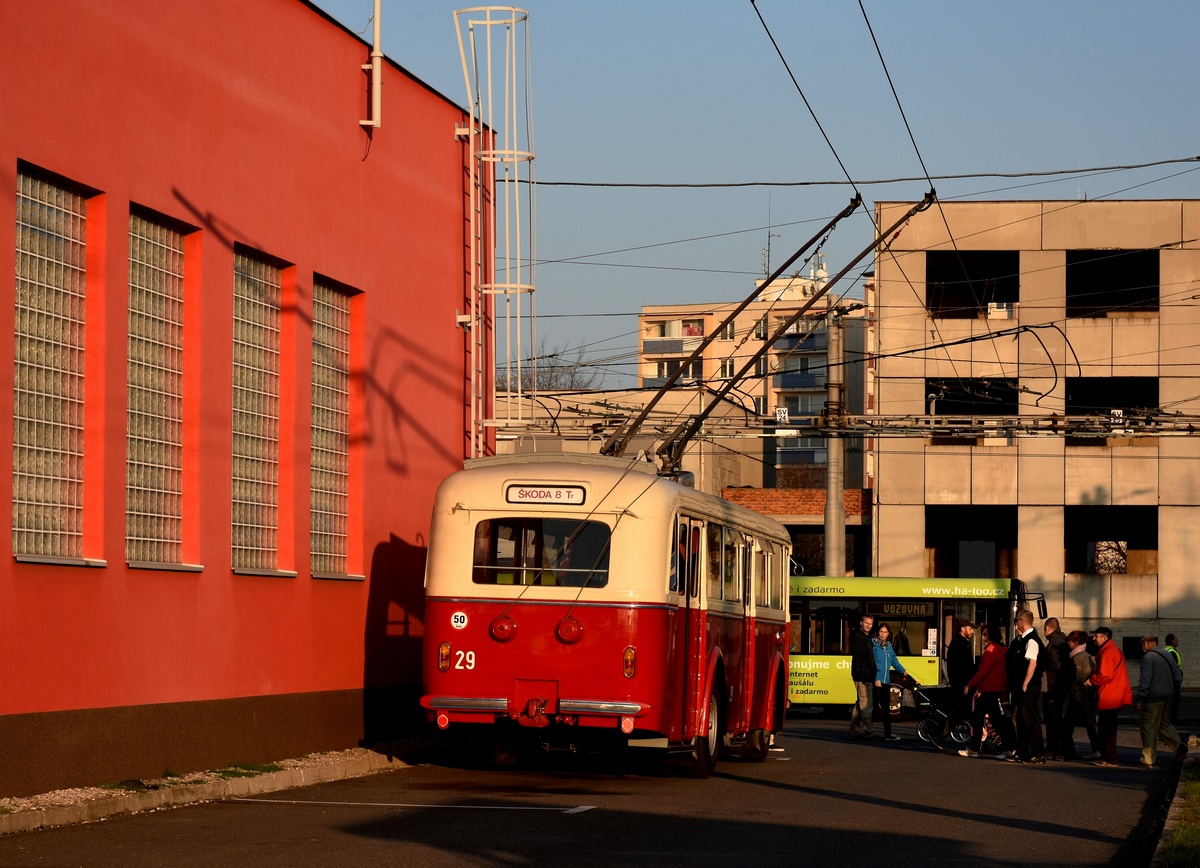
[642,338,683,355]
[773,332,827,352]
[774,371,826,390]
[642,377,698,389]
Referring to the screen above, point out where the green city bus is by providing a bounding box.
[788,577,1045,711]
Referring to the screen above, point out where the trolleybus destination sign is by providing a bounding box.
[505,484,586,505]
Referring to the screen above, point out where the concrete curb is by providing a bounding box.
[0,752,408,837]
[1149,736,1199,868]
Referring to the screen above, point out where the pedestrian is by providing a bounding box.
[947,618,977,721]
[1134,635,1187,769]
[1006,609,1046,763]
[873,622,910,742]
[1090,626,1132,767]
[1165,633,1183,725]
[1042,617,1072,761]
[849,612,876,739]
[958,622,1016,759]
[1064,630,1100,761]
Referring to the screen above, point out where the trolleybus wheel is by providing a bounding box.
[744,728,770,763]
[691,689,720,778]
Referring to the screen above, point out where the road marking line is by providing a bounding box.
[230,797,595,814]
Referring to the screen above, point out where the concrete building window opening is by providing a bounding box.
[1065,249,1159,318]
[1064,376,1158,447]
[126,209,187,565]
[925,250,1019,319]
[925,505,1017,579]
[1064,505,1157,577]
[12,167,88,560]
[231,249,283,572]
[310,279,352,576]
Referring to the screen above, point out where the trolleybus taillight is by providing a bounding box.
[622,645,636,678]
[437,641,451,672]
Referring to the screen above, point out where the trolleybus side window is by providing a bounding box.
[671,518,702,597]
[707,523,723,599]
[688,521,701,598]
[755,546,769,610]
[471,517,610,587]
[723,529,740,603]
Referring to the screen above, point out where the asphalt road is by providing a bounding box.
[0,716,1177,867]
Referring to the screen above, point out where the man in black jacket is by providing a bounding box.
[947,618,977,721]
[849,613,876,738]
[1042,617,1073,760]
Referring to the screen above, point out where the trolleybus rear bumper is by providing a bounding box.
[421,695,649,729]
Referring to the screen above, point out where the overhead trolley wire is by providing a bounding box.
[526,155,1200,189]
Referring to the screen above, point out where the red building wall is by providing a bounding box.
[0,0,486,796]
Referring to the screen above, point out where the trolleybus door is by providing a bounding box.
[738,539,755,733]
[674,518,703,741]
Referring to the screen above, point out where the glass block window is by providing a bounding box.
[231,251,281,570]
[126,211,185,563]
[310,279,351,574]
[12,170,88,558]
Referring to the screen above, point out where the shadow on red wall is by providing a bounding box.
[363,532,428,744]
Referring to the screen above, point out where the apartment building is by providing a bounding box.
[872,199,1200,664]
[1,0,487,796]
[638,270,872,574]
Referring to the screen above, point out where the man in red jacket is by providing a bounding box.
[957,623,1016,759]
[1090,626,1132,767]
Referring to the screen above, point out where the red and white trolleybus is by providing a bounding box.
[420,452,792,776]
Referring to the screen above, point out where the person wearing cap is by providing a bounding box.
[1134,635,1186,769]
[1089,626,1132,767]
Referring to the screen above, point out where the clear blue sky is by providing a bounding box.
[315,0,1200,386]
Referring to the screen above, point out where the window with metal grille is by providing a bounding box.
[310,279,351,575]
[126,211,185,564]
[13,170,88,558]
[232,250,281,570]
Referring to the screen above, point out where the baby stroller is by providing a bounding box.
[914,685,972,749]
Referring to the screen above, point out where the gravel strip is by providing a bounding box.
[0,745,414,834]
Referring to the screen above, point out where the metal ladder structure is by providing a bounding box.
[455,6,537,458]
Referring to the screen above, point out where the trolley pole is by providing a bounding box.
[824,310,845,577]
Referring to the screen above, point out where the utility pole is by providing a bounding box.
[824,309,845,577]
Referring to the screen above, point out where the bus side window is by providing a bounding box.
[769,546,782,610]
[689,524,701,598]
[706,523,723,600]
[722,528,739,602]
[755,547,768,609]
[671,522,686,593]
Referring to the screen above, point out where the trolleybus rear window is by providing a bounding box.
[472,518,611,587]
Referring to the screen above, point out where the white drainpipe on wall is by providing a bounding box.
[360,0,382,129]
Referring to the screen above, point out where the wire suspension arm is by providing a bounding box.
[599,195,862,458]
[655,190,935,473]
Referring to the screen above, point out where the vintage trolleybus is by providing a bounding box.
[421,453,792,776]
